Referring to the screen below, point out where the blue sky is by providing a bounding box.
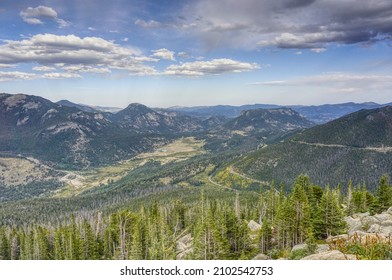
[0,0,391,107]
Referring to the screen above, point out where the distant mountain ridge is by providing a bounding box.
[108,103,203,133]
[234,106,392,188]
[167,102,391,124]
[223,107,314,133]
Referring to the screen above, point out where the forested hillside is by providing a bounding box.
[1,174,391,260]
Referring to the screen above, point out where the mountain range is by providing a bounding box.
[1,92,392,193]
[168,102,391,124]
[0,93,311,169]
[233,106,392,189]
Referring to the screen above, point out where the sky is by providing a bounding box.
[0,0,391,108]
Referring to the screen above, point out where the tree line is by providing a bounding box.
[0,174,391,260]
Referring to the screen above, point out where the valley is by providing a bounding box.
[54,137,206,197]
[1,93,392,260]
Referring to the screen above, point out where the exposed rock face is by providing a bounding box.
[343,207,392,236]
[301,250,356,260]
[176,233,193,260]
[248,220,262,231]
[252,254,270,260]
[291,243,308,253]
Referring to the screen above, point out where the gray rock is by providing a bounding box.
[344,216,361,229]
[248,220,261,231]
[381,220,392,226]
[387,207,392,215]
[252,254,270,260]
[374,213,392,222]
[361,216,380,227]
[367,224,380,233]
[379,226,392,235]
[316,244,330,254]
[178,233,192,244]
[326,234,348,243]
[176,233,193,260]
[353,212,370,219]
[291,243,308,252]
[301,250,356,260]
[348,223,363,235]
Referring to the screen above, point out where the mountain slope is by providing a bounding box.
[234,106,392,189]
[56,100,99,113]
[0,94,167,168]
[223,107,313,133]
[168,102,388,123]
[109,103,202,133]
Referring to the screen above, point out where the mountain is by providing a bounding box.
[168,102,389,124]
[0,94,166,168]
[109,103,202,133]
[167,104,281,118]
[223,108,314,134]
[201,107,314,154]
[57,100,99,113]
[292,106,392,147]
[233,106,392,189]
[292,102,383,124]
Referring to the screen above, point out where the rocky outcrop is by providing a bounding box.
[176,233,193,260]
[301,250,356,260]
[252,254,270,260]
[248,220,262,231]
[348,207,392,237]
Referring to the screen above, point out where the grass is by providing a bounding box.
[54,137,206,197]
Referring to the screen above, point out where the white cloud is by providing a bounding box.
[42,72,82,79]
[32,66,56,72]
[0,34,157,77]
[311,48,327,53]
[151,48,176,61]
[61,65,111,74]
[20,6,69,28]
[165,58,260,76]
[135,19,164,28]
[252,73,392,94]
[177,52,189,59]
[122,37,129,42]
[0,63,14,68]
[0,71,38,81]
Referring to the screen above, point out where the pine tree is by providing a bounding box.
[0,227,10,260]
[314,187,346,239]
[372,175,392,213]
[258,218,273,254]
[287,175,312,246]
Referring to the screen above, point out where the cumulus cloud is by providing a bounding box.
[61,65,111,74]
[0,71,38,81]
[0,63,14,68]
[0,34,157,76]
[42,72,82,79]
[151,48,176,61]
[32,66,56,72]
[20,6,69,28]
[165,58,260,76]
[179,0,392,50]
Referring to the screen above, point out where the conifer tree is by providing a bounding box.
[372,175,392,213]
[314,187,346,238]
